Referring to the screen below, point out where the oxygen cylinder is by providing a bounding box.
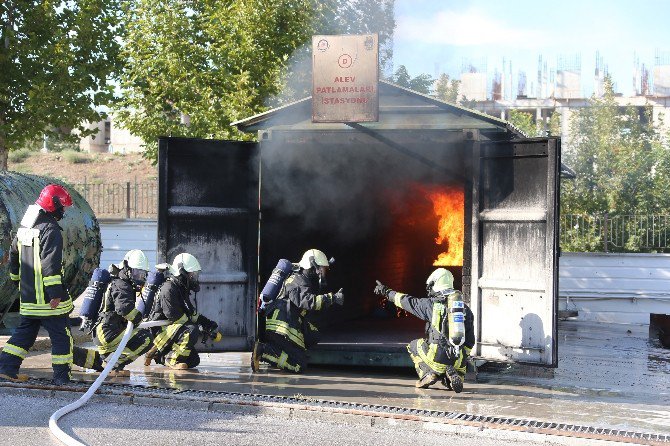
[447,291,466,348]
[259,259,293,306]
[138,270,165,317]
[79,268,112,333]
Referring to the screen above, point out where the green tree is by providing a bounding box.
[507,109,540,137]
[434,73,460,103]
[0,0,122,170]
[117,0,396,161]
[561,75,670,251]
[389,65,433,94]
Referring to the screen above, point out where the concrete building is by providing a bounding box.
[78,113,144,154]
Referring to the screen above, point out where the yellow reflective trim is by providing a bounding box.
[416,339,447,374]
[463,346,472,356]
[172,331,192,358]
[52,354,73,365]
[121,336,151,363]
[153,314,188,351]
[43,275,62,286]
[10,273,19,281]
[85,349,97,368]
[277,352,288,368]
[96,324,126,354]
[393,292,405,307]
[33,238,44,305]
[432,303,444,329]
[2,343,28,359]
[125,308,140,322]
[265,320,306,349]
[315,294,323,311]
[20,298,73,317]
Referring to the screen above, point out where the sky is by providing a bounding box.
[392,0,670,97]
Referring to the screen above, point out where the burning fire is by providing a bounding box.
[426,185,464,266]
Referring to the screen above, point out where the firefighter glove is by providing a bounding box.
[332,288,344,306]
[374,280,392,298]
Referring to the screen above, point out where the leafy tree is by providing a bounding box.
[0,0,122,170]
[117,0,396,162]
[561,75,670,252]
[434,73,460,103]
[507,109,540,137]
[389,65,433,94]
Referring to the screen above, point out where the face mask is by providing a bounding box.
[187,271,200,292]
[131,269,148,288]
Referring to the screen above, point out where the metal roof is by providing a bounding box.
[232,80,524,136]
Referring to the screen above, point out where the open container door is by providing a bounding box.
[158,137,259,351]
[471,138,560,366]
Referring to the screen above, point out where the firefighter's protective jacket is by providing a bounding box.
[10,212,72,317]
[264,271,334,350]
[388,290,475,355]
[149,275,204,352]
[95,269,142,351]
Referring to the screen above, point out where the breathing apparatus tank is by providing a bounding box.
[137,270,165,317]
[447,291,466,348]
[259,259,293,308]
[79,268,112,334]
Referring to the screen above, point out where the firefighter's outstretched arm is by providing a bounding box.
[374,280,432,321]
[286,283,343,310]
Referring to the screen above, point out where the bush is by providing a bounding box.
[8,148,33,164]
[62,150,90,164]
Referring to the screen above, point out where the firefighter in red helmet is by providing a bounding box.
[0,184,77,385]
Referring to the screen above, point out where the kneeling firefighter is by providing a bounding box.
[72,250,153,376]
[374,268,475,392]
[251,249,344,373]
[145,253,220,369]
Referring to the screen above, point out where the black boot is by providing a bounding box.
[445,366,463,393]
[415,372,440,389]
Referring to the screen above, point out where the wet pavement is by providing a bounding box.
[7,320,670,436]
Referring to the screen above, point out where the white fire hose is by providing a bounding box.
[49,320,169,446]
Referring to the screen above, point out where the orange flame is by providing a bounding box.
[426,186,464,266]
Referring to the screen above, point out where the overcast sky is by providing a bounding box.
[392,0,669,96]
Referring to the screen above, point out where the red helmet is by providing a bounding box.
[35,184,73,212]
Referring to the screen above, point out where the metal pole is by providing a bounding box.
[126,182,131,219]
[603,212,609,252]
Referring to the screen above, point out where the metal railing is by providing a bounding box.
[71,182,157,219]
[560,213,670,253]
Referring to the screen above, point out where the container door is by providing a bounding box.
[471,138,559,366]
[158,137,259,351]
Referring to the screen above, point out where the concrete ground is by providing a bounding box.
[1,320,668,442]
[0,391,625,446]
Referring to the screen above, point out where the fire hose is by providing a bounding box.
[49,320,169,446]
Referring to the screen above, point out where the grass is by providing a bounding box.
[62,150,90,164]
[8,148,34,164]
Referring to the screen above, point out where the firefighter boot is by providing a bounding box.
[0,372,29,383]
[167,361,189,370]
[445,366,463,393]
[144,345,158,366]
[415,372,440,389]
[251,341,263,373]
[52,366,72,387]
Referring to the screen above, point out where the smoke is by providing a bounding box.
[259,131,463,243]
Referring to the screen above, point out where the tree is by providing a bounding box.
[507,109,540,137]
[389,65,433,94]
[116,0,396,162]
[434,73,460,103]
[561,75,670,251]
[0,1,122,170]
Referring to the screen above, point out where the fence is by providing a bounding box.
[71,182,157,219]
[560,214,670,253]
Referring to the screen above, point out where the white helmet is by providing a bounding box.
[298,249,329,270]
[426,268,454,294]
[118,249,149,271]
[169,253,202,276]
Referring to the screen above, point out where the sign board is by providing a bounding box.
[312,34,379,122]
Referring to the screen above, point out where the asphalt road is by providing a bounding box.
[0,392,618,446]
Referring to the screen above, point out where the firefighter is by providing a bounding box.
[144,253,219,369]
[0,184,76,385]
[373,268,475,392]
[72,250,152,376]
[251,249,344,374]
